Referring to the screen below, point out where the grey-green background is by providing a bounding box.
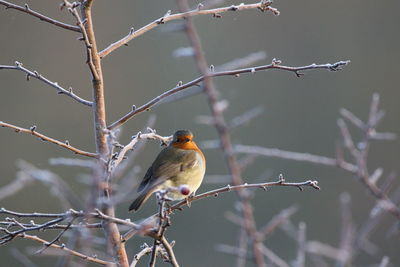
[1,0,399,266]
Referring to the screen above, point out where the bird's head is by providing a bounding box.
[171,130,197,150]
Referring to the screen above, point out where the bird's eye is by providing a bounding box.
[185,138,190,142]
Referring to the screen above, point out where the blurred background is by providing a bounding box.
[0,0,399,266]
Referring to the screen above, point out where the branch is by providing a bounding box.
[0,0,80,32]
[111,128,172,172]
[130,243,154,267]
[229,144,357,172]
[0,208,139,229]
[98,0,279,58]
[160,237,179,267]
[34,218,75,254]
[0,221,102,230]
[149,192,174,267]
[0,174,33,201]
[18,234,114,266]
[107,60,349,130]
[0,62,92,106]
[64,1,100,80]
[0,121,97,158]
[167,176,320,213]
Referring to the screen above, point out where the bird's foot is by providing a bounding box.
[185,195,194,208]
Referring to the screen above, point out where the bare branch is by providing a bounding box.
[336,193,355,267]
[167,176,320,213]
[0,63,92,106]
[160,237,179,267]
[49,157,95,168]
[0,208,139,229]
[98,1,279,58]
[64,1,99,80]
[18,234,114,266]
[260,245,290,267]
[0,0,80,32]
[107,60,349,130]
[294,222,306,267]
[228,106,265,130]
[219,143,357,173]
[258,205,299,240]
[0,221,102,230]
[0,174,33,201]
[215,51,267,71]
[378,256,390,267]
[176,0,267,264]
[130,243,153,267]
[34,219,75,254]
[306,241,342,260]
[0,121,97,158]
[340,108,365,129]
[111,129,172,171]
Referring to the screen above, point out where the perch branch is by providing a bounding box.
[0,121,97,158]
[0,0,80,32]
[107,60,350,130]
[167,176,320,215]
[98,0,279,58]
[111,129,172,171]
[0,62,92,106]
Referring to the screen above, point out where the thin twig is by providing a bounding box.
[0,174,34,201]
[19,234,114,266]
[260,245,290,267]
[160,237,179,267]
[34,219,75,254]
[0,0,80,32]
[0,221,102,230]
[0,208,139,229]
[130,244,153,267]
[258,205,299,240]
[226,144,357,173]
[98,1,279,58]
[64,1,99,80]
[107,60,349,130]
[0,63,92,106]
[0,121,97,158]
[294,222,306,267]
[149,192,174,267]
[167,177,320,213]
[111,129,171,171]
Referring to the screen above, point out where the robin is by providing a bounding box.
[128,130,206,212]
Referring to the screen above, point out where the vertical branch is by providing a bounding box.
[175,0,266,266]
[77,1,128,266]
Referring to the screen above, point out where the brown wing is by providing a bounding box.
[137,146,197,192]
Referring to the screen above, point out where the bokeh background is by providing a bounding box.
[1,0,399,266]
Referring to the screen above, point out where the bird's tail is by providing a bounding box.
[128,190,152,212]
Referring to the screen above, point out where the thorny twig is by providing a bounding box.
[111,128,172,172]
[149,191,178,267]
[99,0,279,58]
[17,233,114,266]
[0,0,80,32]
[167,175,319,214]
[0,63,92,106]
[0,121,97,158]
[107,60,349,130]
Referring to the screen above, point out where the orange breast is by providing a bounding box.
[172,141,206,163]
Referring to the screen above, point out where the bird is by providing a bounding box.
[128,130,206,212]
